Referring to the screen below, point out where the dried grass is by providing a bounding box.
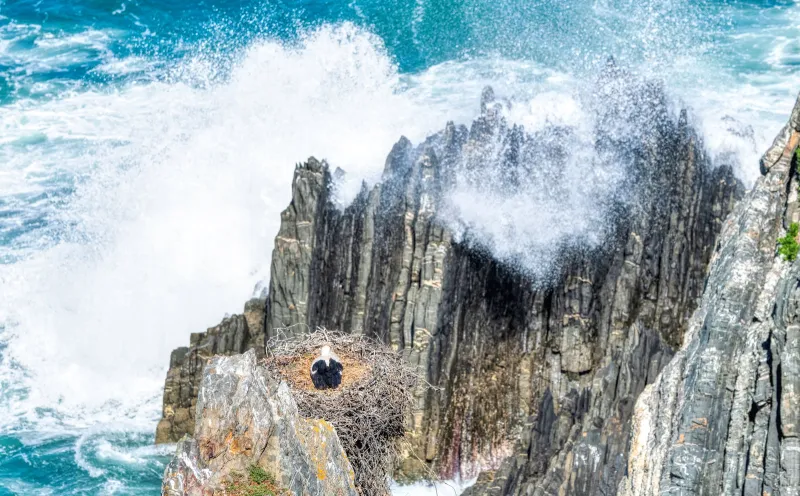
[263,328,418,496]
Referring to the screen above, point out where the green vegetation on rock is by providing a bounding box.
[778,222,800,262]
[225,465,285,496]
[248,465,276,486]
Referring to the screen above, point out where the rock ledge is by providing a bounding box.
[161,350,357,496]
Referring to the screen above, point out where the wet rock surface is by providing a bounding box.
[158,73,746,494]
[161,350,357,496]
[617,97,800,496]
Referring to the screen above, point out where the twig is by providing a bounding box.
[263,328,421,496]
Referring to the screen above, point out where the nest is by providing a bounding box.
[263,329,418,496]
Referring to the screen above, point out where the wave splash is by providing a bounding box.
[0,7,796,492]
[0,24,465,431]
[0,18,793,435]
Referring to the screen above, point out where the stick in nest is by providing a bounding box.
[263,328,419,496]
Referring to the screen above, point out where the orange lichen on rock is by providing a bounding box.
[297,419,338,484]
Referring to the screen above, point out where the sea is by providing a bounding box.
[0,0,799,494]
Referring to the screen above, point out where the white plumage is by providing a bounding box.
[310,345,343,390]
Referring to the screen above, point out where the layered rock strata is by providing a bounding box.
[156,298,265,444]
[158,74,743,494]
[615,95,800,496]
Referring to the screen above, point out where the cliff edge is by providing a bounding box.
[157,68,745,494]
[614,95,800,496]
[161,349,357,496]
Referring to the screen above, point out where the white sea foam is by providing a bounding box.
[0,25,119,82]
[99,480,124,495]
[93,56,153,76]
[0,23,475,430]
[75,431,107,478]
[669,78,792,186]
[0,12,798,496]
[1,18,796,433]
[391,477,476,496]
[95,439,173,465]
[33,28,117,52]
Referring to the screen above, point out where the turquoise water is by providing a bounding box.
[1,0,800,494]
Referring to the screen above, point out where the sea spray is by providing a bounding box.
[0,24,461,429]
[0,0,799,493]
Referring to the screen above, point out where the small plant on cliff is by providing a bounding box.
[224,465,286,496]
[778,223,800,262]
[247,465,275,485]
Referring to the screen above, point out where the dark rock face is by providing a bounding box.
[619,95,800,496]
[156,74,744,495]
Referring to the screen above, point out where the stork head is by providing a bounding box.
[320,345,331,356]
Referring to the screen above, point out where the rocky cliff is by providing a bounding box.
[162,350,357,496]
[615,96,800,496]
[157,69,744,494]
[156,299,266,444]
